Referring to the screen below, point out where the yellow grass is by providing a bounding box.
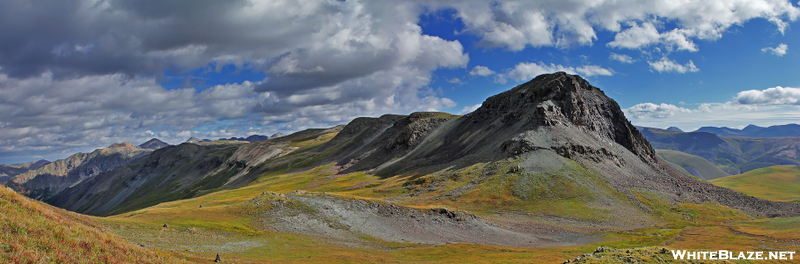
[0,186,186,263]
[711,165,800,202]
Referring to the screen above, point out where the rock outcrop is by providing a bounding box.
[5,144,151,200]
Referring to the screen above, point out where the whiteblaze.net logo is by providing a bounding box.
[671,250,795,260]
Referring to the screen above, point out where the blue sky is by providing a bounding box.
[1,0,800,164]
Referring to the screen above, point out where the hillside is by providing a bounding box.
[655,149,729,180]
[639,126,800,174]
[0,159,48,183]
[5,142,153,201]
[0,185,184,263]
[711,165,800,202]
[48,128,340,216]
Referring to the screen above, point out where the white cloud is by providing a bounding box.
[502,61,613,82]
[434,0,799,51]
[606,22,662,49]
[607,23,698,52]
[609,53,635,64]
[625,103,693,119]
[448,78,464,84]
[648,58,699,73]
[0,69,461,162]
[0,1,476,163]
[469,65,496,76]
[457,103,482,115]
[736,86,800,105]
[626,86,800,131]
[761,43,788,56]
[627,102,797,132]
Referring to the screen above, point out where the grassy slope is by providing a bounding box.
[0,186,186,263]
[656,149,730,180]
[710,165,800,202]
[99,159,769,263]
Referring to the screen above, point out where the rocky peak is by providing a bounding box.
[388,112,458,149]
[473,72,657,163]
[139,138,169,149]
[108,142,136,149]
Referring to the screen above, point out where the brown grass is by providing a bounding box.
[0,186,186,263]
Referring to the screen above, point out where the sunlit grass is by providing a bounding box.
[711,165,800,202]
[0,186,186,263]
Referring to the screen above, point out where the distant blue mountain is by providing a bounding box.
[221,133,285,142]
[694,124,800,137]
[638,126,800,175]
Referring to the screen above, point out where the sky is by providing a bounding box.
[2,0,800,164]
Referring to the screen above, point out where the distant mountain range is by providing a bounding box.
[0,159,49,183]
[638,126,800,176]
[694,124,800,137]
[221,133,285,142]
[4,142,156,200]
[181,133,285,144]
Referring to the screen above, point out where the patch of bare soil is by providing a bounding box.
[251,191,597,248]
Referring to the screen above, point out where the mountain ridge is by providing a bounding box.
[4,140,156,200]
[695,124,800,137]
[0,159,49,183]
[639,126,800,174]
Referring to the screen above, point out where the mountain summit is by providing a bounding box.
[325,72,657,176]
[138,138,169,150]
[475,72,656,163]
[695,124,800,137]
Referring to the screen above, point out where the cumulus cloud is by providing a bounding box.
[762,43,789,56]
[736,86,800,105]
[648,58,699,73]
[626,86,800,131]
[625,103,693,119]
[0,68,458,162]
[457,103,482,115]
[609,53,635,64]
[501,62,613,82]
[434,0,799,51]
[469,65,496,76]
[0,72,255,156]
[0,0,475,163]
[448,78,465,84]
[626,101,796,131]
[606,23,698,52]
[2,0,798,79]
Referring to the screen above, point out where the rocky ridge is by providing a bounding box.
[5,142,153,200]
